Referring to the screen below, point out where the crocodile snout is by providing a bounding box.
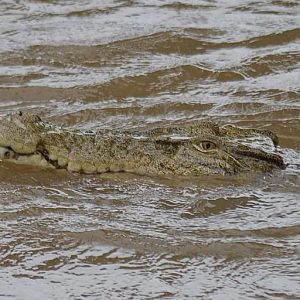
[233,144,286,170]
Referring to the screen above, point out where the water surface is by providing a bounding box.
[0,0,300,299]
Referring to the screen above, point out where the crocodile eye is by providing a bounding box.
[200,141,216,151]
[193,141,217,153]
[18,111,23,116]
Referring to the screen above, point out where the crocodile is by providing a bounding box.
[0,111,285,176]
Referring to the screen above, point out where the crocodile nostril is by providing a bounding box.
[4,151,11,158]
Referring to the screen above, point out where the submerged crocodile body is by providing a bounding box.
[0,111,285,176]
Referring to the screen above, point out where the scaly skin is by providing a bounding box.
[0,111,285,176]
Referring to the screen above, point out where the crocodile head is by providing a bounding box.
[140,120,285,176]
[0,111,285,176]
[155,133,285,175]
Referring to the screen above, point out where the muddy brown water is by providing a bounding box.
[0,1,300,299]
